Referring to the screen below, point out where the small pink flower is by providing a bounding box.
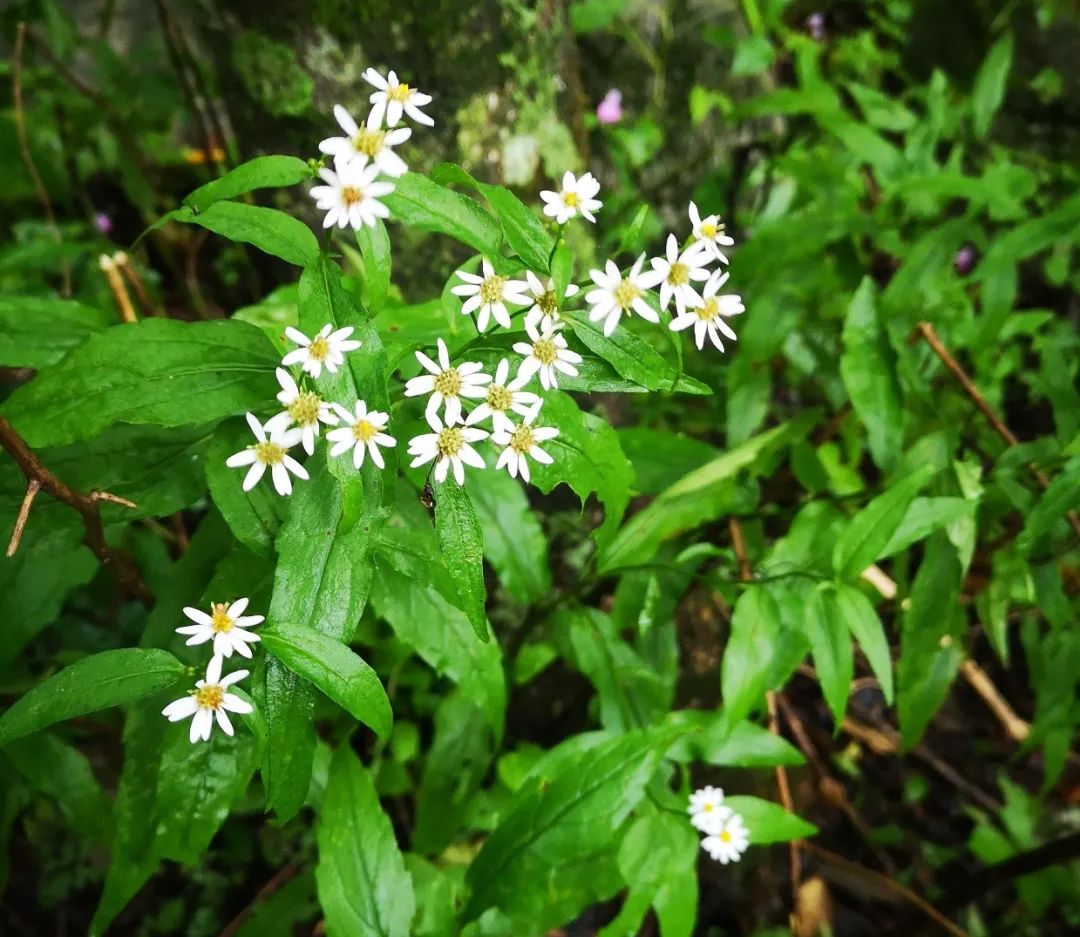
[596,89,622,125]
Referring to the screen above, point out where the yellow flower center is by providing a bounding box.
[487,384,512,411]
[701,221,721,239]
[307,335,330,361]
[613,278,642,310]
[509,425,534,454]
[253,441,286,466]
[720,830,732,843]
[434,369,462,397]
[388,83,411,102]
[352,419,377,442]
[196,685,224,709]
[694,297,720,322]
[436,427,463,458]
[703,803,714,813]
[562,191,579,207]
[210,603,233,633]
[287,391,323,427]
[479,276,505,304]
[667,262,690,286]
[341,186,364,206]
[537,289,559,316]
[352,126,386,157]
[532,338,558,366]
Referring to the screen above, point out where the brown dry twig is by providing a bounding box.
[916,322,1080,539]
[218,862,300,937]
[0,416,150,605]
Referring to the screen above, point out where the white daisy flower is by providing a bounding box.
[326,400,396,469]
[363,67,434,128]
[584,254,663,337]
[650,234,712,315]
[408,411,488,485]
[263,368,338,456]
[403,338,491,426]
[513,321,582,391]
[689,201,735,264]
[309,158,395,230]
[540,170,602,224]
[225,413,309,496]
[450,259,531,332]
[281,323,361,378]
[669,270,744,352]
[701,811,750,864]
[176,597,264,660]
[318,104,412,177]
[162,655,253,744]
[464,357,540,434]
[523,271,580,332]
[688,785,733,834]
[491,409,559,484]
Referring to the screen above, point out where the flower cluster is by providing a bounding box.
[162,597,263,743]
[226,325,395,496]
[310,69,434,231]
[688,786,750,864]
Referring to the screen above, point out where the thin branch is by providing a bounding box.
[99,253,139,323]
[0,416,150,605]
[13,22,71,296]
[218,862,300,937]
[6,479,41,557]
[959,659,1029,743]
[916,321,1080,538]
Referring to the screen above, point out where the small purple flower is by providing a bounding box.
[94,212,113,235]
[596,89,622,125]
[806,12,826,41]
[953,245,977,275]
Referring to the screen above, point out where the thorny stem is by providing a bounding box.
[0,416,150,605]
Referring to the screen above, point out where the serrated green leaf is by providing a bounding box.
[723,795,817,843]
[383,173,503,257]
[316,747,415,937]
[565,312,711,395]
[433,477,489,641]
[804,584,854,728]
[0,296,113,368]
[0,648,184,746]
[182,155,312,212]
[170,201,319,267]
[833,582,894,703]
[832,464,938,579]
[469,468,552,605]
[720,586,782,728]
[463,729,674,927]
[1,318,279,448]
[261,626,391,741]
[839,277,902,471]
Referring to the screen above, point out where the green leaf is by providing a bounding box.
[972,33,1013,137]
[1018,456,1080,554]
[570,0,629,33]
[355,218,392,313]
[469,469,552,605]
[666,712,804,767]
[464,729,675,927]
[261,627,392,741]
[880,496,975,559]
[182,155,312,212]
[383,173,503,257]
[433,477,489,641]
[205,418,287,557]
[432,163,554,272]
[839,277,902,471]
[0,649,184,746]
[600,415,815,573]
[832,464,938,579]
[804,584,854,728]
[170,201,319,267]
[723,795,817,843]
[259,660,315,823]
[833,582,894,703]
[897,535,964,748]
[720,586,782,728]
[1,318,279,448]
[316,747,415,937]
[565,312,711,395]
[0,296,113,368]
[616,427,719,495]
